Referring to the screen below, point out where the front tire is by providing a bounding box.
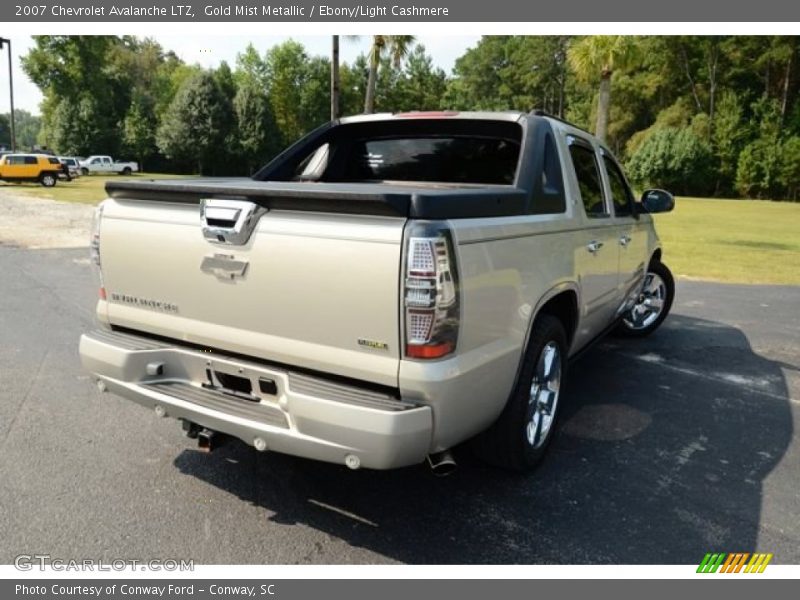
[473,314,567,471]
[81,168,89,176]
[615,261,674,337]
[40,173,57,187]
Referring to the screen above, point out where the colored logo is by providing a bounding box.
[697,552,773,573]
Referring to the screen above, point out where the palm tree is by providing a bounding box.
[364,35,415,114]
[331,35,340,120]
[567,36,640,142]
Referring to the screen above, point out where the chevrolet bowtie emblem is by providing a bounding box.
[200,254,249,280]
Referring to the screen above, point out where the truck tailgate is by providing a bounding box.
[98,198,404,387]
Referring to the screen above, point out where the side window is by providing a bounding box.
[91,158,101,164]
[293,143,330,180]
[568,143,608,218]
[603,156,634,217]
[24,156,38,165]
[531,133,566,214]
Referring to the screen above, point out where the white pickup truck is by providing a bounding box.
[80,155,139,176]
[79,111,675,474]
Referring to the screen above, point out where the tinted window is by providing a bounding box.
[569,144,607,217]
[6,156,25,165]
[48,157,61,165]
[343,136,519,185]
[532,133,566,214]
[260,119,524,185]
[24,156,38,165]
[604,156,634,217]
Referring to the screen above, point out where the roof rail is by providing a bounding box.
[529,109,593,136]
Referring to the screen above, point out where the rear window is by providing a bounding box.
[341,136,518,184]
[268,119,523,186]
[48,157,61,165]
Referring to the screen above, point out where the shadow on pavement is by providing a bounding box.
[173,314,793,564]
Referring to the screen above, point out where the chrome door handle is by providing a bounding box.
[586,240,604,254]
[619,235,631,247]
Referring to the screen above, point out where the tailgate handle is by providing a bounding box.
[200,199,266,246]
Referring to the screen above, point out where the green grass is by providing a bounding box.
[0,173,195,204]
[654,197,800,285]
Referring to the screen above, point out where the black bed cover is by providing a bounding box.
[105,178,529,219]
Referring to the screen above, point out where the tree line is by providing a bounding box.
[16,35,800,200]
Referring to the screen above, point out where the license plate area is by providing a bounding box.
[203,368,259,402]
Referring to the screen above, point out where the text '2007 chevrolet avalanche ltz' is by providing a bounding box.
[79,111,675,474]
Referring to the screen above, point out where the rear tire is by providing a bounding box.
[40,173,57,187]
[473,314,567,471]
[615,261,674,337]
[121,167,132,175]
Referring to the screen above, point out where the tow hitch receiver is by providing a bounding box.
[182,420,224,453]
[197,428,219,453]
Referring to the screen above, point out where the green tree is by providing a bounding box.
[235,43,269,89]
[777,136,800,200]
[568,36,641,141]
[234,82,280,173]
[7,110,42,150]
[22,36,129,154]
[122,95,157,171]
[364,35,415,114]
[47,95,106,156]
[735,97,784,198]
[262,41,331,144]
[711,90,747,194]
[0,114,9,148]
[157,71,232,174]
[627,127,714,195]
[394,45,447,111]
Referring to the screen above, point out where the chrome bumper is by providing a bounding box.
[79,330,432,470]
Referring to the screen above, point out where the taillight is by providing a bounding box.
[403,222,459,359]
[90,202,105,298]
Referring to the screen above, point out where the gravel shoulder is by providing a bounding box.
[0,187,93,249]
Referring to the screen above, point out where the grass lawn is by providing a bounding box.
[0,173,195,204]
[655,197,800,285]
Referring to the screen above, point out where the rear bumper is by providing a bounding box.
[79,329,432,470]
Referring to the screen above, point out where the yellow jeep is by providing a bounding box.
[0,153,65,187]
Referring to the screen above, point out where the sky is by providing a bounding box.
[0,35,481,116]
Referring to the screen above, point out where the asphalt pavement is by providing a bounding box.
[0,244,798,564]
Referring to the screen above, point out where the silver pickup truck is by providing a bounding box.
[79,111,675,474]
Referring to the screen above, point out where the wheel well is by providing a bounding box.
[650,248,662,266]
[536,290,578,347]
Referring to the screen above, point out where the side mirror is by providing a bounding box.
[639,189,675,214]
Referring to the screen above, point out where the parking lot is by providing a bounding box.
[0,197,799,564]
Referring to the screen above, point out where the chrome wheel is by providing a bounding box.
[623,272,666,331]
[526,341,562,449]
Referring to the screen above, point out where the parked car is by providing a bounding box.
[79,110,675,474]
[80,155,139,176]
[59,157,82,180]
[0,153,66,187]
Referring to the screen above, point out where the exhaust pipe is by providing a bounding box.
[427,450,457,477]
